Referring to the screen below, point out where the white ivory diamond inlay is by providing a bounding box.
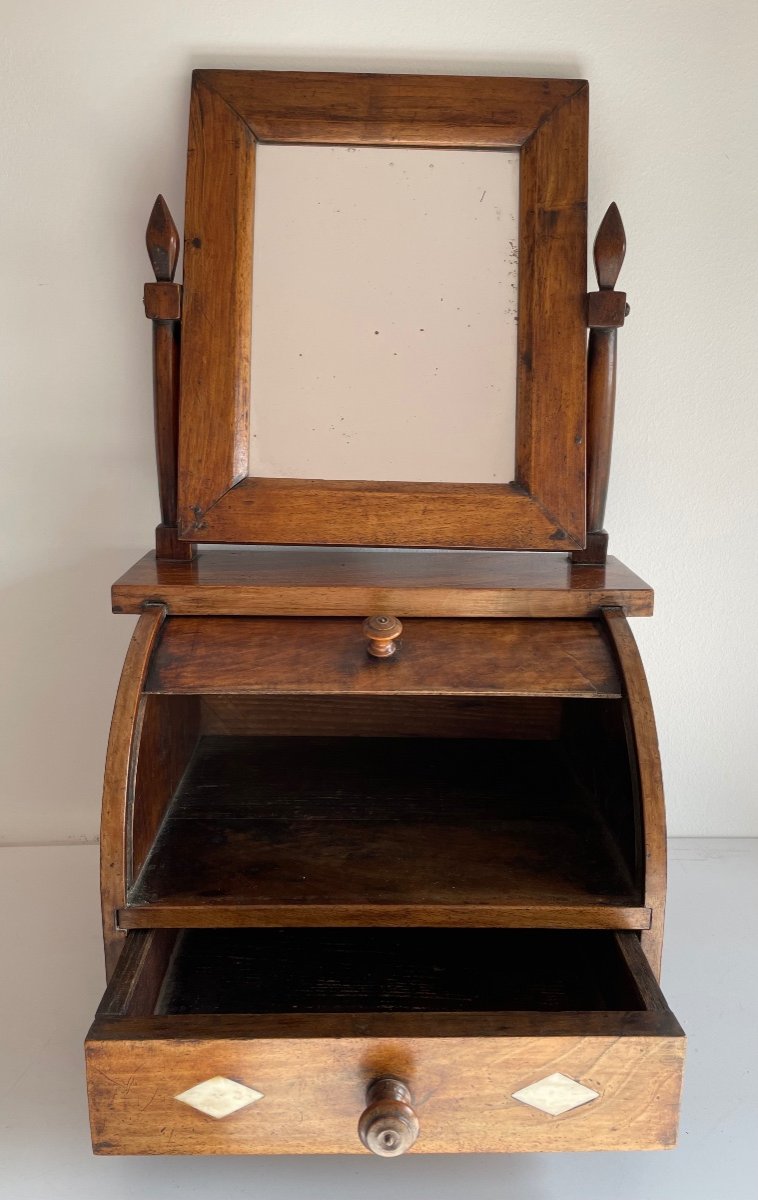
[511,1072,599,1116]
[175,1076,264,1119]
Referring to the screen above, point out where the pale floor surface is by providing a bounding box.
[0,839,756,1200]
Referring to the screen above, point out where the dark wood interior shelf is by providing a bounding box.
[122,733,647,931]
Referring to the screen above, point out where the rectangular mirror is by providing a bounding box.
[249,144,519,484]
[179,71,588,549]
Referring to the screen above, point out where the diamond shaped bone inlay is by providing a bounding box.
[511,1072,599,1116]
[175,1076,264,1119]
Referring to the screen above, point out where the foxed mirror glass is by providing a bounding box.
[249,144,519,484]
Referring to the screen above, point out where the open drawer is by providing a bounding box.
[86,927,684,1155]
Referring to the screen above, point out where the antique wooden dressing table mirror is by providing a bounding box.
[85,70,685,1157]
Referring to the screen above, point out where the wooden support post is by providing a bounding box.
[572,203,629,566]
[144,195,194,560]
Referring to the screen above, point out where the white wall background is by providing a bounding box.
[1,0,756,844]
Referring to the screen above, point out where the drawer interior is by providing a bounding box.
[156,928,651,1015]
[102,927,677,1026]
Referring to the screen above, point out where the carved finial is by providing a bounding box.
[593,202,626,290]
[146,195,180,282]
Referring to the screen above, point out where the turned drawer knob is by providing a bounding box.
[358,1077,419,1157]
[363,615,402,658]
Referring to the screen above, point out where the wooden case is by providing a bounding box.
[87,604,682,1154]
[89,68,682,1159]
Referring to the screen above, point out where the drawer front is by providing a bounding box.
[87,1027,683,1155]
[145,615,622,699]
[86,930,684,1156]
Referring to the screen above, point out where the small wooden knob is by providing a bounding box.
[358,1078,419,1157]
[363,615,402,658]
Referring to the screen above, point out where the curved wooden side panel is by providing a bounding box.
[100,607,167,979]
[602,608,666,978]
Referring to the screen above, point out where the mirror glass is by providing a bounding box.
[249,144,519,483]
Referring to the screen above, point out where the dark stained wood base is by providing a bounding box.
[571,529,610,566]
[155,524,196,561]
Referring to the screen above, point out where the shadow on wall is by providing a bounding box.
[183,47,585,80]
[0,549,138,845]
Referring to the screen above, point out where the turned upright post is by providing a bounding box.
[144,195,194,561]
[572,203,629,566]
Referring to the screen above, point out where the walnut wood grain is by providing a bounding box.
[585,203,626,534]
[602,608,667,977]
[593,201,626,290]
[146,194,180,283]
[143,281,181,321]
[572,204,628,567]
[99,606,166,978]
[561,697,640,898]
[144,617,622,698]
[119,904,649,932]
[185,478,577,550]
[615,930,670,1013]
[199,694,562,741]
[112,548,653,618]
[199,69,583,147]
[86,1031,676,1155]
[86,930,683,1154]
[91,1008,682,1046]
[97,928,177,1018]
[180,75,255,524]
[516,82,588,539]
[178,70,588,550]
[150,314,181,530]
[145,195,193,562]
[130,694,200,884]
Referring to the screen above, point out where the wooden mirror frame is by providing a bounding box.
[178,70,589,550]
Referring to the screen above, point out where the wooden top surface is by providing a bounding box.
[112,547,653,618]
